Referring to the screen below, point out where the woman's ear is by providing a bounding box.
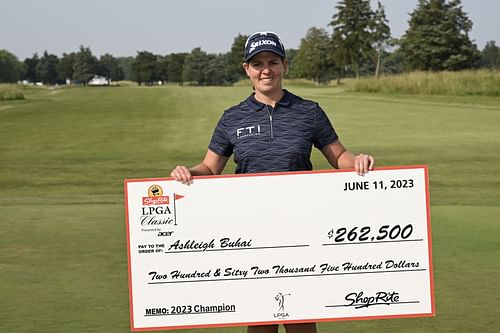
[242,62,249,76]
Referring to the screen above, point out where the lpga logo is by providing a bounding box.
[274,292,291,318]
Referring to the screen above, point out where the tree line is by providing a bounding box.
[1,0,499,86]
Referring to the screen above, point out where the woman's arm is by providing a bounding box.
[170,149,229,184]
[320,140,375,175]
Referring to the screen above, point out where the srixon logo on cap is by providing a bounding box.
[249,39,277,53]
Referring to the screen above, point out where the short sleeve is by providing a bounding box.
[208,112,234,156]
[313,105,339,149]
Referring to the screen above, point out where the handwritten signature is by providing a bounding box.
[345,291,400,309]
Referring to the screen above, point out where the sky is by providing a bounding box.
[1,0,498,60]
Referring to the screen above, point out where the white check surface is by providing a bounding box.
[125,167,434,330]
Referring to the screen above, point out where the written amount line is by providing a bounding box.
[148,268,427,285]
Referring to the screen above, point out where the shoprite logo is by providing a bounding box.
[148,185,163,196]
[143,185,169,205]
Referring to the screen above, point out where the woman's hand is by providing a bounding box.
[170,165,193,185]
[354,154,375,175]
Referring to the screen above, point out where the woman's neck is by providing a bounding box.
[254,89,284,108]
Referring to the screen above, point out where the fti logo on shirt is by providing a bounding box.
[236,125,262,139]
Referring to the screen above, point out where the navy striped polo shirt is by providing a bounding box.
[208,90,338,174]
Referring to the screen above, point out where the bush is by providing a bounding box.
[0,84,25,101]
[345,70,500,96]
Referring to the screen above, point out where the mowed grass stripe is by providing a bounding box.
[0,86,499,332]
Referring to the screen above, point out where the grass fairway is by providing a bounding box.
[0,85,499,332]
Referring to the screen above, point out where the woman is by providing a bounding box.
[171,31,375,333]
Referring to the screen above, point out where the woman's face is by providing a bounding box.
[243,52,288,96]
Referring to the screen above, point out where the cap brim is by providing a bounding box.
[245,48,285,62]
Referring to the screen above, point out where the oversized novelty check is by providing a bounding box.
[124,166,434,331]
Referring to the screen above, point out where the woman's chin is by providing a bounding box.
[256,83,279,93]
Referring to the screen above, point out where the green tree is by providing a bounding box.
[383,49,406,74]
[480,41,500,69]
[226,34,248,83]
[165,53,187,84]
[57,52,76,83]
[204,54,233,85]
[182,48,212,85]
[36,51,60,84]
[156,55,169,83]
[98,53,124,83]
[399,0,480,71]
[0,49,24,83]
[285,48,300,78]
[330,0,374,80]
[132,51,160,85]
[372,1,391,77]
[73,46,98,85]
[117,56,135,81]
[23,53,40,83]
[293,27,335,84]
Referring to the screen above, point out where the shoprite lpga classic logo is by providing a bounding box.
[140,185,185,229]
[143,185,170,205]
[142,184,185,206]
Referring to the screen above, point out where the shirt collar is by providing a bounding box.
[246,89,293,111]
